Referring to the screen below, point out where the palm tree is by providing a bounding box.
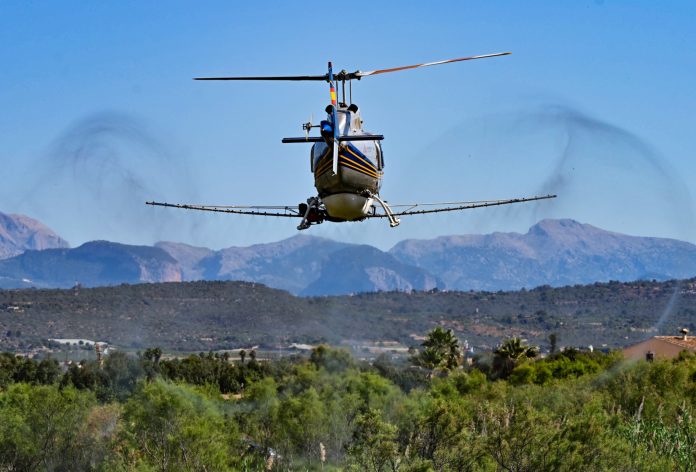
[239,349,246,364]
[493,337,538,379]
[415,327,462,371]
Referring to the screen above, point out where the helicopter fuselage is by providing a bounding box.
[310,105,384,221]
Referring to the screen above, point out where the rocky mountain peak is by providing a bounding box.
[0,211,70,260]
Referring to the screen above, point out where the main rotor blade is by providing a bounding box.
[194,52,510,82]
[194,74,327,81]
[352,52,511,79]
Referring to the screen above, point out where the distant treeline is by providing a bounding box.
[1,332,696,471]
[1,278,695,352]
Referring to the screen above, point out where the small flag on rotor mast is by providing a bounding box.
[329,81,337,107]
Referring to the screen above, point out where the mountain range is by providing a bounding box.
[390,219,696,291]
[0,211,695,294]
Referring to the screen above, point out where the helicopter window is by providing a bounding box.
[336,110,350,135]
[376,142,384,170]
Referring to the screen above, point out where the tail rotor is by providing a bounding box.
[302,114,315,140]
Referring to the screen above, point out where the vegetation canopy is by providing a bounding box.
[0,332,695,470]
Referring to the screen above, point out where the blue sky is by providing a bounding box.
[1,1,695,249]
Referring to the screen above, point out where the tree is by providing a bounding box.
[239,349,247,364]
[141,347,163,381]
[548,333,558,355]
[35,358,61,384]
[493,338,538,379]
[310,345,354,373]
[121,380,236,471]
[102,351,145,401]
[413,327,462,372]
[0,384,96,471]
[240,377,280,449]
[276,387,327,466]
[347,409,401,472]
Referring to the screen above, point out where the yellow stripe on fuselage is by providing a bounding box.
[314,158,379,179]
[338,156,380,179]
[313,147,381,179]
[340,155,378,177]
[315,156,334,176]
[344,146,377,171]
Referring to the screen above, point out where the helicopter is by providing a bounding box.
[146,52,555,230]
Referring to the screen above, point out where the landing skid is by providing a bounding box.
[296,194,400,230]
[367,192,400,228]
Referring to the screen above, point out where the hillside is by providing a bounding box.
[1,278,695,352]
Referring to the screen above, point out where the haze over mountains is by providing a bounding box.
[0,210,695,294]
